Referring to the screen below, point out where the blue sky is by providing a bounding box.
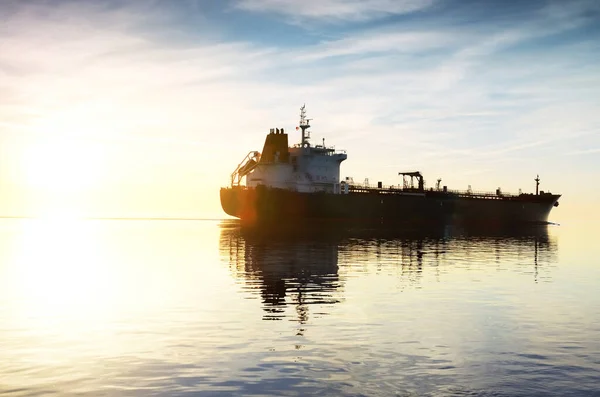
[0,0,599,219]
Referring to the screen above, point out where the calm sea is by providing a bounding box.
[0,218,599,396]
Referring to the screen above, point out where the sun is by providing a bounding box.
[21,137,107,194]
[17,133,109,218]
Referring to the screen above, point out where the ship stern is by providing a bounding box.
[220,187,240,218]
[220,187,260,223]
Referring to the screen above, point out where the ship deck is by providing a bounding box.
[224,184,559,202]
[346,184,559,202]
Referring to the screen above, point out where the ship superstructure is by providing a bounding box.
[231,105,347,194]
[221,106,561,226]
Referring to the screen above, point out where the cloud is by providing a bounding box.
[0,1,284,213]
[296,30,459,61]
[0,2,272,128]
[1,0,599,216]
[234,0,436,21]
[567,148,600,156]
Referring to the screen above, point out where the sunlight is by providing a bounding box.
[1,219,227,333]
[5,219,114,323]
[37,206,87,220]
[21,136,107,194]
[0,218,137,367]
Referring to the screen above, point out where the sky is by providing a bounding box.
[0,0,599,220]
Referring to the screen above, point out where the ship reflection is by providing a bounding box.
[337,223,558,285]
[219,222,341,333]
[219,221,558,325]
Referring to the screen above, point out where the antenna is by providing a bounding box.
[299,104,311,147]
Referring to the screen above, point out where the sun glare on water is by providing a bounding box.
[4,219,114,321]
[0,217,226,349]
[0,218,137,376]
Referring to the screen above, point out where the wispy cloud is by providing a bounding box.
[296,30,458,61]
[234,0,436,21]
[567,148,600,156]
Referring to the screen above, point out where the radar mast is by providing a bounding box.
[299,104,311,147]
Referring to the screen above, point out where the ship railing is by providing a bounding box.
[325,149,347,156]
[292,144,347,155]
[448,187,532,198]
[448,189,520,199]
[346,183,525,198]
[225,183,532,199]
[332,148,347,155]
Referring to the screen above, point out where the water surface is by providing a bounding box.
[0,219,598,396]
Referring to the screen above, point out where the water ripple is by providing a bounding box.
[0,219,598,395]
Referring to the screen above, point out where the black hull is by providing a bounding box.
[220,186,560,227]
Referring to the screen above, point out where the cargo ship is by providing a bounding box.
[220,106,560,227]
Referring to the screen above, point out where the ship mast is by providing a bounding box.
[299,104,311,147]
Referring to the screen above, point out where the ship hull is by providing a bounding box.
[221,186,560,227]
